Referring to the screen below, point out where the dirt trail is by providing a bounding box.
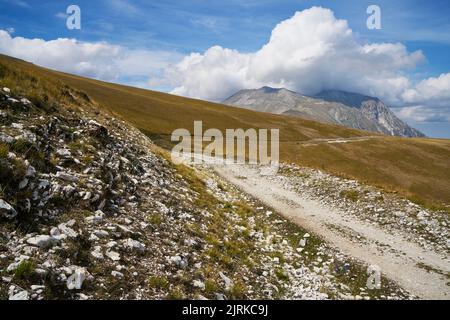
[296,136,381,146]
[212,164,450,300]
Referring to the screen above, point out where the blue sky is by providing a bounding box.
[1,0,449,137]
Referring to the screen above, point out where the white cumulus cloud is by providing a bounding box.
[394,73,450,122]
[0,30,181,84]
[395,105,450,123]
[402,73,450,107]
[164,7,425,103]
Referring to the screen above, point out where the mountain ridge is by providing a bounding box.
[223,87,425,138]
[314,89,380,108]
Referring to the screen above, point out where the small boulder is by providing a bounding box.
[26,235,55,249]
[106,250,121,261]
[86,210,104,224]
[193,280,205,290]
[67,268,87,290]
[56,171,78,182]
[0,199,18,219]
[26,165,36,178]
[9,290,29,300]
[56,148,71,158]
[111,271,124,278]
[219,272,233,291]
[91,246,104,260]
[169,255,188,269]
[122,238,145,253]
[58,223,78,238]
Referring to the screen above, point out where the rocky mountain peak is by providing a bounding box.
[259,86,282,93]
[314,90,380,109]
[223,87,425,137]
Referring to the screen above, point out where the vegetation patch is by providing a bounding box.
[340,189,360,202]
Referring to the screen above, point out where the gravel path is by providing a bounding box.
[212,163,450,300]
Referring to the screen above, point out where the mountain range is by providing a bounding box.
[223,87,425,138]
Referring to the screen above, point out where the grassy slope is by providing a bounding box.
[1,54,449,208]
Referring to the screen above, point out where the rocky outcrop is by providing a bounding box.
[315,90,425,137]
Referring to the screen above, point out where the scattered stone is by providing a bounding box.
[19,178,29,190]
[122,238,145,253]
[0,199,18,219]
[56,148,71,157]
[31,285,45,291]
[58,223,78,238]
[26,235,55,249]
[9,290,29,300]
[50,227,61,237]
[86,210,104,224]
[106,250,121,262]
[111,271,124,278]
[169,255,188,269]
[26,165,36,177]
[67,268,87,290]
[193,280,205,290]
[91,246,104,260]
[93,230,109,238]
[219,272,233,290]
[56,171,78,182]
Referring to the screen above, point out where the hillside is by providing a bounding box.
[1,55,418,300]
[223,87,424,137]
[0,54,449,210]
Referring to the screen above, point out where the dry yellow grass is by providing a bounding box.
[1,54,449,209]
[286,138,450,208]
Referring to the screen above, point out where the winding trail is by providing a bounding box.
[211,164,450,300]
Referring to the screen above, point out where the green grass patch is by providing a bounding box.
[275,268,290,282]
[13,260,36,280]
[0,143,9,159]
[340,189,360,202]
[149,276,169,290]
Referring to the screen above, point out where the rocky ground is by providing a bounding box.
[0,85,416,300]
[204,162,449,299]
[278,165,450,256]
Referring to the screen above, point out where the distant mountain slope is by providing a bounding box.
[314,90,425,137]
[314,90,378,108]
[224,87,302,114]
[224,87,425,137]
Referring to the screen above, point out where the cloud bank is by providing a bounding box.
[0,30,181,86]
[397,73,450,122]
